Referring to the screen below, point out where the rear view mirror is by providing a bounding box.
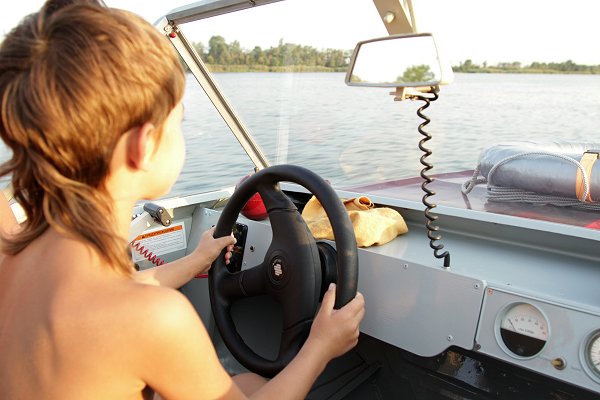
[345,33,443,88]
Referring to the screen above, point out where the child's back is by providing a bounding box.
[0,2,364,399]
[0,229,161,399]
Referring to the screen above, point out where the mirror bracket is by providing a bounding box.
[390,86,440,101]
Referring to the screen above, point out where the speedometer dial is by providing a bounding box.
[498,303,549,358]
[585,331,600,380]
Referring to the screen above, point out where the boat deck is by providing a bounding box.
[345,170,600,230]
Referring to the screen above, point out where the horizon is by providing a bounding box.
[187,35,600,69]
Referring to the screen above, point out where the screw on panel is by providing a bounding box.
[249,246,255,252]
[474,342,481,351]
[447,335,454,342]
[551,358,566,370]
[474,283,481,289]
[403,264,408,269]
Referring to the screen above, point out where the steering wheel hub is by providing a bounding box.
[269,255,287,283]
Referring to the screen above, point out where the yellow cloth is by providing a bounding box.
[301,195,408,247]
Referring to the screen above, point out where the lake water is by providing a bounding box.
[2,72,599,197]
[172,71,600,196]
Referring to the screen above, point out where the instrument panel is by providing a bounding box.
[582,330,600,383]
[477,288,600,391]
[496,302,549,359]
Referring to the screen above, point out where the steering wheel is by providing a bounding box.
[209,165,358,378]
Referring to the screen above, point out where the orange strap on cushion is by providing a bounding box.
[575,151,599,202]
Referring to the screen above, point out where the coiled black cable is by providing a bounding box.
[414,89,450,268]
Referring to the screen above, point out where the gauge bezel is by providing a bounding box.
[494,302,550,360]
[580,329,600,383]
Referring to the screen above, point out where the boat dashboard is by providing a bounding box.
[130,183,600,396]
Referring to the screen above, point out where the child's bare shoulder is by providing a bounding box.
[108,279,227,395]
[101,279,209,366]
[115,280,202,334]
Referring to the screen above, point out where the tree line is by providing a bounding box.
[188,36,600,74]
[453,59,600,74]
[192,36,350,72]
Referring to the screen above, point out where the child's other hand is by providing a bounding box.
[306,283,365,360]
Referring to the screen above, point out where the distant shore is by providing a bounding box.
[452,67,599,75]
[193,37,599,75]
[201,64,599,74]
[204,64,347,73]
[452,60,599,74]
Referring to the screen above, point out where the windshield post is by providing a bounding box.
[162,21,271,171]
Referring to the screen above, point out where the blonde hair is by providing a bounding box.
[0,1,185,274]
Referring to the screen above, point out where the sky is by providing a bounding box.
[2,0,600,66]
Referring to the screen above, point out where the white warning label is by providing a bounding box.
[131,222,187,263]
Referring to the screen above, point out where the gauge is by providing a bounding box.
[498,303,549,358]
[585,331,600,379]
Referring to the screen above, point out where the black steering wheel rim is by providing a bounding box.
[209,164,358,377]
